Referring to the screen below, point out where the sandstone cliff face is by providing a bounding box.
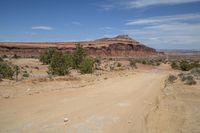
[0,35,158,57]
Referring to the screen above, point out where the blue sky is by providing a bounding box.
[1,0,200,49]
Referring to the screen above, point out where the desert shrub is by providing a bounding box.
[156,62,161,66]
[2,55,7,58]
[186,78,196,85]
[117,62,122,67]
[149,60,154,65]
[0,74,3,81]
[171,61,180,69]
[95,57,101,64]
[72,44,86,69]
[179,60,192,71]
[79,57,95,74]
[180,75,197,85]
[23,73,29,77]
[39,48,57,64]
[0,61,14,79]
[142,60,147,64]
[181,75,190,81]
[64,53,73,67]
[14,65,20,81]
[94,57,101,70]
[172,60,200,71]
[190,68,200,78]
[48,51,72,76]
[184,76,196,85]
[129,60,137,68]
[0,57,3,62]
[23,70,28,73]
[168,75,177,83]
[190,62,200,68]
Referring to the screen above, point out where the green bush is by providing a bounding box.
[0,62,14,79]
[171,61,179,69]
[40,48,57,64]
[79,57,95,74]
[171,60,200,71]
[72,44,86,69]
[168,75,177,83]
[63,53,73,67]
[179,60,192,71]
[39,44,96,75]
[48,51,72,76]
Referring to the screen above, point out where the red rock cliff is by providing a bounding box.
[0,35,158,57]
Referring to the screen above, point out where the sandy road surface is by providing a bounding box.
[0,70,167,133]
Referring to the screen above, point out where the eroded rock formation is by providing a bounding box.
[0,35,159,57]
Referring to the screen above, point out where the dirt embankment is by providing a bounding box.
[146,77,200,133]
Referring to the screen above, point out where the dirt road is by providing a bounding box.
[0,70,167,133]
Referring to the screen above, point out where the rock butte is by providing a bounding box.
[0,35,161,58]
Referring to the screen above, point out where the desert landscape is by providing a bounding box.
[1,0,200,132]
[0,35,200,133]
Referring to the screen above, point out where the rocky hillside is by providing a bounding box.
[0,35,159,57]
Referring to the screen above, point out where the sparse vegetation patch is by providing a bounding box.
[129,59,137,68]
[171,60,200,71]
[0,61,14,79]
[39,44,96,76]
[168,75,177,83]
[48,51,72,76]
[79,57,95,74]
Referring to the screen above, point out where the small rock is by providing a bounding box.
[128,121,132,124]
[3,95,10,99]
[64,117,69,123]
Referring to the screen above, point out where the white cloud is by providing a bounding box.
[123,13,200,49]
[126,0,200,8]
[31,26,53,30]
[126,13,200,25]
[100,0,200,10]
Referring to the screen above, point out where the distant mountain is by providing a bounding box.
[0,35,159,58]
[157,49,200,55]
